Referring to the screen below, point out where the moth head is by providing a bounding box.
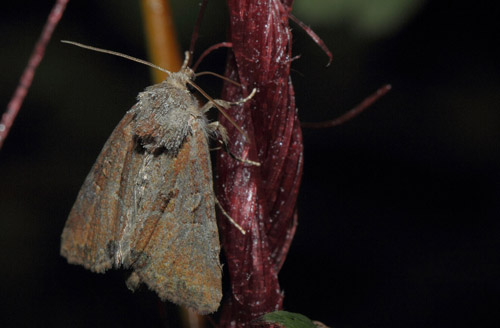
[61,41,251,141]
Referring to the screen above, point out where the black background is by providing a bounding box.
[1,1,499,327]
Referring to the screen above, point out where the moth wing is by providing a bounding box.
[60,111,137,273]
[61,103,221,313]
[125,120,222,314]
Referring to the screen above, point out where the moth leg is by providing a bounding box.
[209,146,222,152]
[199,99,228,114]
[207,121,228,145]
[199,88,257,113]
[207,121,260,166]
[215,198,246,235]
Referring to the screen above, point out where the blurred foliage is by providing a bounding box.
[294,0,427,37]
[259,311,317,328]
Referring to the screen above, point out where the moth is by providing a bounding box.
[60,41,253,314]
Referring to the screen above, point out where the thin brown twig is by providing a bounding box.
[0,0,69,150]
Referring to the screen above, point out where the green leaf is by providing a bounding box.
[258,311,318,328]
[293,0,427,37]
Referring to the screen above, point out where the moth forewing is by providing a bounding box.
[61,68,222,314]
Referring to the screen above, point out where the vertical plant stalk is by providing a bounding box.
[0,0,69,150]
[140,2,202,328]
[140,0,182,82]
[217,0,303,326]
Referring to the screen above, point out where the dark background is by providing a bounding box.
[1,1,499,327]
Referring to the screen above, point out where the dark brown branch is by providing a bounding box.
[0,0,69,149]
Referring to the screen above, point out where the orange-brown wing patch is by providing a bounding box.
[60,111,137,273]
[125,120,221,314]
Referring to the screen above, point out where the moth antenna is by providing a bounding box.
[215,199,246,235]
[181,51,190,70]
[217,139,260,166]
[195,71,242,87]
[187,80,249,141]
[61,40,172,76]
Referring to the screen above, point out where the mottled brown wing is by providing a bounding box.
[123,120,221,314]
[61,110,137,273]
[61,110,221,314]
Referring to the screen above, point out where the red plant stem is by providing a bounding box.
[188,0,209,66]
[288,13,332,66]
[192,42,233,72]
[217,0,302,326]
[301,84,392,128]
[0,0,69,150]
